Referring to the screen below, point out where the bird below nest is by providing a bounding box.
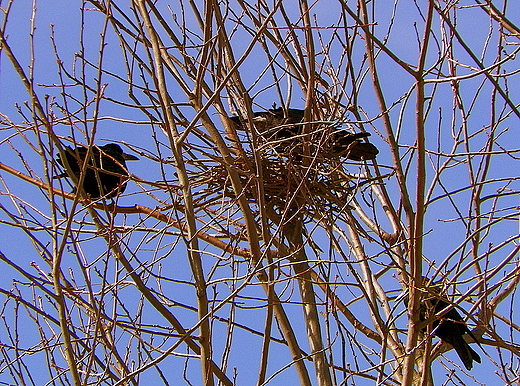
[229,107,379,161]
[405,281,483,371]
[420,294,482,371]
[55,143,139,199]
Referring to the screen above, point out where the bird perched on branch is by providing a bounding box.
[410,282,482,371]
[230,107,378,160]
[55,143,139,199]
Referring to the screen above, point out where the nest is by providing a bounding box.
[198,156,363,218]
[187,110,378,217]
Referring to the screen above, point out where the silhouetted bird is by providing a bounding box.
[56,143,138,199]
[420,292,481,370]
[328,130,379,160]
[229,107,304,146]
[230,107,378,160]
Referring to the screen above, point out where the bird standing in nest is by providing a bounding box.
[55,143,139,199]
[229,107,378,161]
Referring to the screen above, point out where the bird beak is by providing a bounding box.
[123,153,139,161]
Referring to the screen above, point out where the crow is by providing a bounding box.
[230,107,378,160]
[327,130,379,161]
[55,143,138,199]
[421,295,481,370]
[229,107,305,146]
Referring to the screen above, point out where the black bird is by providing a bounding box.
[328,130,379,161]
[230,107,378,160]
[420,293,482,370]
[55,143,138,199]
[229,107,305,145]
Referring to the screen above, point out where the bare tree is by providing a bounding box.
[0,1,519,385]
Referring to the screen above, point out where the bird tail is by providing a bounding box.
[451,339,481,370]
[345,143,379,161]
